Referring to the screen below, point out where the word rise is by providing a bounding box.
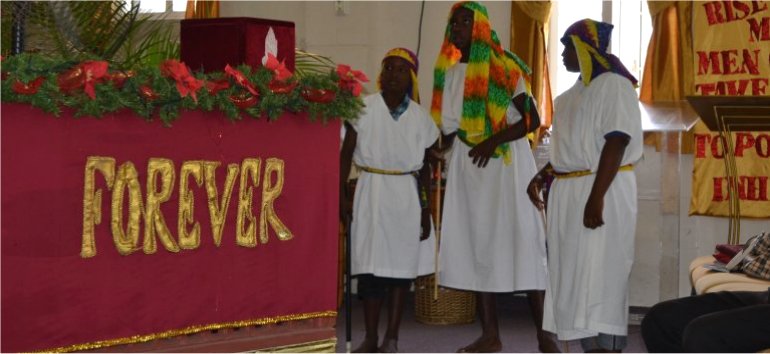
[81,157,292,258]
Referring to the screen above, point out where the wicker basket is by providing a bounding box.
[414,274,476,325]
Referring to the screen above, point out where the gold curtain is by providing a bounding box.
[185,0,220,19]
[510,1,553,135]
[640,1,694,153]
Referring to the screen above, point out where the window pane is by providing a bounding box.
[139,0,166,13]
[613,0,652,87]
[550,0,604,97]
[172,0,186,12]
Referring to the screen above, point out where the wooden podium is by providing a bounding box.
[686,96,770,244]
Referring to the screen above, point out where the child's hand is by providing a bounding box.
[420,209,431,241]
[527,174,546,210]
[583,194,604,229]
[468,136,499,168]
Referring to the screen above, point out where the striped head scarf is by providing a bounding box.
[378,47,421,103]
[561,18,638,87]
[431,1,532,164]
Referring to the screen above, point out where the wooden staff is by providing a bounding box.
[344,205,353,352]
[433,133,443,300]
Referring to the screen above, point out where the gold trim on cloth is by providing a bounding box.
[355,164,416,176]
[255,338,337,353]
[37,311,337,353]
[554,164,634,179]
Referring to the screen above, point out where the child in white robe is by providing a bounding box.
[430,2,558,352]
[340,47,438,353]
[528,18,644,353]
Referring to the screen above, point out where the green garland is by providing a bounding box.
[0,53,365,126]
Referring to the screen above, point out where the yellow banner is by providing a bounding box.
[690,1,770,218]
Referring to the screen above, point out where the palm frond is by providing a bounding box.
[294,49,335,78]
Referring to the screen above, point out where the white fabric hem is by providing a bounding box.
[547,322,629,341]
[352,267,434,279]
[438,279,547,293]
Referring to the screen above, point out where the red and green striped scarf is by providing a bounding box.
[430,1,532,164]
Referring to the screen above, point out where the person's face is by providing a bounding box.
[380,57,412,97]
[449,7,474,52]
[562,41,580,73]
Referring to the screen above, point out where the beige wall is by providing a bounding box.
[221,1,511,106]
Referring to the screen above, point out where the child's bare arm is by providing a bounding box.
[584,134,629,229]
[418,145,435,241]
[339,123,357,219]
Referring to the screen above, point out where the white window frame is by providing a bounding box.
[548,0,652,98]
[137,0,186,20]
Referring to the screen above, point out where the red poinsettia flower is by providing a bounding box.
[224,64,259,96]
[12,76,45,95]
[81,61,109,99]
[336,64,368,97]
[265,53,292,82]
[160,60,204,103]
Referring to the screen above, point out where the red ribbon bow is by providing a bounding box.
[336,64,369,97]
[224,65,259,96]
[160,60,204,103]
[205,79,230,95]
[265,53,292,82]
[12,76,45,95]
[81,61,109,99]
[301,88,336,103]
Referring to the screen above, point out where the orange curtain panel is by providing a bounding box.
[185,0,219,19]
[509,1,553,135]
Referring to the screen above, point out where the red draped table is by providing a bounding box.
[1,103,340,352]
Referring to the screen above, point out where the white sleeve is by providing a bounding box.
[598,74,641,139]
[513,76,528,98]
[349,96,372,133]
[418,105,440,149]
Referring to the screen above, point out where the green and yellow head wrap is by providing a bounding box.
[430,1,532,164]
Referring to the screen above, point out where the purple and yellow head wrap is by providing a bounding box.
[561,18,638,87]
[377,47,421,104]
[430,1,532,164]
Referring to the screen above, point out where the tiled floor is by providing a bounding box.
[335,293,647,353]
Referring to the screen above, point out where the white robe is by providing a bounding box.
[543,73,643,340]
[350,94,439,279]
[438,63,549,292]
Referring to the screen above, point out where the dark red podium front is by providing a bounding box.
[181,17,296,73]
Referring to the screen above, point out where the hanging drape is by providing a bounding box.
[640,1,694,101]
[185,0,219,19]
[640,1,694,153]
[510,1,553,136]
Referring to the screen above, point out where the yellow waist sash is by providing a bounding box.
[355,164,418,176]
[355,164,427,207]
[553,164,634,179]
